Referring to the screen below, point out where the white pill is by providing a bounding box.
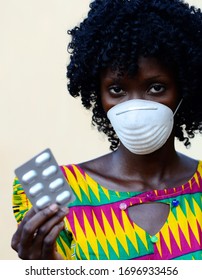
[56,191,71,205]
[22,170,37,184]
[49,178,64,192]
[35,152,51,166]
[29,183,44,197]
[42,165,57,178]
[36,195,51,210]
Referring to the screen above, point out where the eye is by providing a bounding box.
[148,84,166,94]
[108,85,126,96]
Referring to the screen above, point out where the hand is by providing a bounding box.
[11,204,69,259]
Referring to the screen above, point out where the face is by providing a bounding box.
[100,57,179,113]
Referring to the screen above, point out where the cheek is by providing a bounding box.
[167,89,180,112]
[100,92,115,113]
[157,88,179,112]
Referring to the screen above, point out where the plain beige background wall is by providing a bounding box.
[0,0,201,259]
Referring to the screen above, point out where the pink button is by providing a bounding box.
[119,203,127,210]
[146,192,154,200]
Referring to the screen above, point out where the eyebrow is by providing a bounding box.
[102,73,168,83]
[145,74,165,80]
[102,76,122,83]
[143,75,166,81]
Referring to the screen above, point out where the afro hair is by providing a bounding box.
[67,0,202,150]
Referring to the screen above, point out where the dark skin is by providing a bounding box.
[11,57,198,258]
[81,57,197,193]
[11,204,69,259]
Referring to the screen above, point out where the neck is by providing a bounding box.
[112,137,180,188]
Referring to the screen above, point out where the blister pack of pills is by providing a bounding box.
[15,148,75,212]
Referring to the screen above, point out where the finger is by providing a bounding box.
[33,207,68,259]
[20,204,61,247]
[14,205,61,258]
[32,207,68,246]
[41,221,65,259]
[11,207,36,251]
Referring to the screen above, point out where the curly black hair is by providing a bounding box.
[66,0,202,151]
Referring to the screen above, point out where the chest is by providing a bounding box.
[66,191,202,260]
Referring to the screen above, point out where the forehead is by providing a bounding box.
[100,57,175,81]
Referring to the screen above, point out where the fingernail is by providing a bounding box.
[61,206,69,214]
[59,221,65,229]
[49,203,58,212]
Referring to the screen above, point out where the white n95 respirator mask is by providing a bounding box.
[107,99,181,155]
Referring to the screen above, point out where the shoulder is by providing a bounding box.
[62,152,114,179]
[60,152,115,191]
[60,160,104,192]
[175,154,202,188]
[77,152,115,184]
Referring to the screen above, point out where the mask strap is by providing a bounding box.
[173,99,183,116]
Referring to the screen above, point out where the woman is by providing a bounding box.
[12,0,202,260]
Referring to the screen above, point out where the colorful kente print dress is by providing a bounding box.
[13,161,202,260]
